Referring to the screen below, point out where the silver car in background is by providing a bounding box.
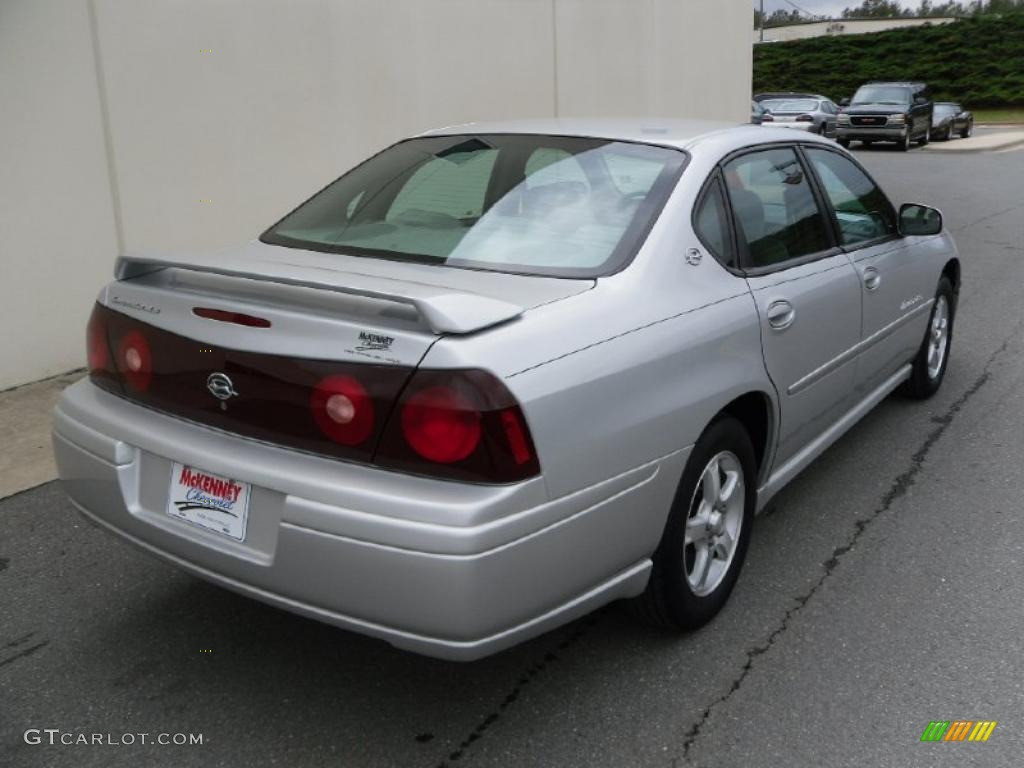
[54,120,960,660]
[760,97,840,138]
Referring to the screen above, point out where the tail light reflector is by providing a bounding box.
[310,375,375,446]
[761,114,774,122]
[116,329,153,392]
[796,114,814,123]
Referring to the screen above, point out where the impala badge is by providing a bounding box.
[207,372,238,408]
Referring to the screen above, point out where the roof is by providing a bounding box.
[864,81,926,87]
[419,118,742,150]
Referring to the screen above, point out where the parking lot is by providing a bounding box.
[2,141,1023,768]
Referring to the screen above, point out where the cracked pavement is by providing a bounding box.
[2,146,1023,767]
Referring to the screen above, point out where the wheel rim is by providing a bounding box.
[926,296,950,380]
[683,451,745,597]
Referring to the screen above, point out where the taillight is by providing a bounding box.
[401,386,482,463]
[116,329,153,392]
[796,114,814,122]
[86,308,110,373]
[310,375,375,446]
[376,369,540,483]
[761,114,774,122]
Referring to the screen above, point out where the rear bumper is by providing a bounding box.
[769,122,816,132]
[53,380,686,660]
[836,125,907,141]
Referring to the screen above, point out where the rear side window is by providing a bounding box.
[722,148,832,269]
[804,148,896,246]
[694,178,733,267]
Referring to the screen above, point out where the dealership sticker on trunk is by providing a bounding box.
[167,463,250,541]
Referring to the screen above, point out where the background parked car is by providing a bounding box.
[836,81,934,151]
[932,102,974,140]
[753,91,821,103]
[759,97,839,138]
[751,100,766,125]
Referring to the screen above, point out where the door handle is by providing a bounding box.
[766,299,796,330]
[863,267,881,291]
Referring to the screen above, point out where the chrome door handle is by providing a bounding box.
[863,267,881,291]
[766,299,796,330]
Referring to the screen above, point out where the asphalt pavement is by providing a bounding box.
[2,143,1023,768]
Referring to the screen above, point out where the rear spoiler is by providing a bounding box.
[115,254,523,335]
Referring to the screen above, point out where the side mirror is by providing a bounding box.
[839,98,851,107]
[899,203,942,236]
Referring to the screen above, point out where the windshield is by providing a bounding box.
[764,99,819,113]
[934,104,959,116]
[261,134,688,278]
[851,85,911,105]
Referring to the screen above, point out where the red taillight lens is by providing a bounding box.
[401,386,482,463]
[796,114,814,122]
[116,329,153,391]
[310,375,375,446]
[86,308,110,373]
[376,369,540,483]
[761,114,774,122]
[193,307,271,328]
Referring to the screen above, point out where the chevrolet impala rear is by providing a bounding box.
[53,127,709,660]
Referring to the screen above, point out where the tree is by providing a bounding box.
[841,0,912,18]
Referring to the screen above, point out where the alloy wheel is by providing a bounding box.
[683,451,745,597]
[927,296,950,380]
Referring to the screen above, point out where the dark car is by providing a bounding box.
[836,82,934,151]
[932,102,974,141]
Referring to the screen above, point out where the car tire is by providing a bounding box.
[901,276,955,400]
[899,131,911,151]
[632,416,756,630]
[838,138,851,148]
[961,121,973,139]
[818,124,827,136]
[917,127,930,146]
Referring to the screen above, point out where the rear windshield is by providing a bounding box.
[934,104,959,115]
[261,134,687,278]
[765,99,819,113]
[851,85,911,106]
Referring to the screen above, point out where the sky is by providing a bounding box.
[755,0,917,17]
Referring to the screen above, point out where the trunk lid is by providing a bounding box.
[92,241,590,465]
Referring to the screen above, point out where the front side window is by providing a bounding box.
[805,148,896,246]
[722,147,832,269]
[262,135,687,278]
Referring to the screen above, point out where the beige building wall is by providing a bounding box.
[0,0,751,390]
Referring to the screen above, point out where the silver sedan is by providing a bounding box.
[761,97,840,138]
[54,120,959,660]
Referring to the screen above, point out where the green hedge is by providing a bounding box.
[753,13,1024,108]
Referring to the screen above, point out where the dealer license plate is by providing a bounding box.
[166,462,251,541]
